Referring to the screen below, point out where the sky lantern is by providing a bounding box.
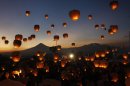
[88,15,93,20]
[51,24,55,28]
[53,53,59,63]
[23,38,27,42]
[35,51,41,57]
[11,51,21,62]
[71,43,75,46]
[44,14,48,20]
[54,35,59,45]
[122,60,128,65]
[36,62,44,69]
[15,34,23,40]
[69,9,80,21]
[34,25,40,32]
[122,54,128,60]
[25,10,30,16]
[2,36,6,40]
[56,45,62,51]
[61,60,66,68]
[5,40,9,44]
[100,35,105,40]
[63,22,67,27]
[110,1,119,11]
[101,24,105,29]
[46,30,51,35]
[94,60,100,68]
[108,28,114,35]
[111,73,119,83]
[63,33,68,39]
[13,40,22,48]
[31,34,36,40]
[28,36,32,41]
[45,66,49,73]
[95,24,99,29]
[110,25,118,33]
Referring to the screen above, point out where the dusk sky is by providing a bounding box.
[0,0,130,52]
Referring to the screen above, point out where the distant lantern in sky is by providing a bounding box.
[28,36,32,41]
[23,38,27,42]
[46,30,51,35]
[2,36,6,40]
[25,11,30,16]
[51,24,55,28]
[110,25,118,33]
[101,35,105,40]
[108,28,114,35]
[45,14,49,20]
[5,40,9,44]
[63,22,67,27]
[69,9,80,21]
[13,40,22,48]
[71,43,75,46]
[63,33,68,39]
[34,25,40,32]
[31,34,36,40]
[101,24,105,29]
[15,34,23,40]
[110,1,119,11]
[88,15,93,20]
[95,24,99,29]
[54,35,59,41]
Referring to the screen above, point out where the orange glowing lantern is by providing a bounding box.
[15,34,23,40]
[95,52,100,58]
[44,14,48,20]
[28,36,32,41]
[110,25,118,33]
[88,15,93,20]
[36,62,44,69]
[94,60,100,68]
[95,24,99,29]
[123,54,128,60]
[100,35,105,40]
[25,11,30,16]
[63,22,67,27]
[54,35,59,41]
[11,51,21,62]
[31,34,36,40]
[13,40,22,48]
[108,28,114,35]
[61,60,66,67]
[63,33,68,39]
[110,1,119,11]
[111,73,118,83]
[69,10,80,21]
[101,24,105,29]
[101,52,106,58]
[34,25,40,32]
[23,38,27,42]
[45,66,49,73]
[46,30,51,35]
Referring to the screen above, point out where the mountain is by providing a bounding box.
[61,43,113,55]
[20,43,50,57]
[1,43,117,57]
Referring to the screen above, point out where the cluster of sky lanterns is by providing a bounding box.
[1,0,119,49]
[1,36,9,45]
[13,34,36,48]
